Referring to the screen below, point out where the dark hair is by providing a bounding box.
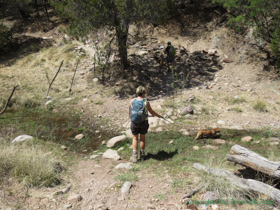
[167,41,171,45]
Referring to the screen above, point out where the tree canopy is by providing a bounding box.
[50,0,174,69]
[214,0,280,66]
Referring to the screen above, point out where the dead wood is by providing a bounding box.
[193,162,280,203]
[183,185,203,199]
[46,60,64,97]
[227,144,280,178]
[0,85,18,115]
[69,60,79,94]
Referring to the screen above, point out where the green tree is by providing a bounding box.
[213,0,280,66]
[50,0,173,69]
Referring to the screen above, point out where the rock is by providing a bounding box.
[61,145,67,150]
[212,139,226,145]
[148,117,159,128]
[217,120,225,125]
[169,140,174,144]
[125,129,133,138]
[102,149,120,160]
[193,146,199,150]
[115,163,132,170]
[121,181,132,194]
[107,135,126,147]
[186,95,195,102]
[67,193,83,202]
[62,184,72,194]
[181,105,194,115]
[92,78,99,83]
[204,191,218,201]
[202,145,219,150]
[179,129,190,136]
[64,204,72,209]
[90,155,99,159]
[223,59,233,63]
[45,100,52,105]
[75,134,84,140]
[270,142,279,146]
[12,135,33,143]
[265,137,280,142]
[155,127,163,132]
[241,136,253,142]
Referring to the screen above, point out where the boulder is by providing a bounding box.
[241,136,253,142]
[102,149,120,160]
[107,135,126,148]
[181,105,194,115]
[12,135,33,143]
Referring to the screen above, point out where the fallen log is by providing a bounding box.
[227,144,280,178]
[193,163,280,203]
[182,185,203,199]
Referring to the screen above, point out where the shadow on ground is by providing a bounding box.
[145,149,178,161]
[113,50,223,99]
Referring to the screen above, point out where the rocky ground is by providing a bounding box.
[1,11,280,210]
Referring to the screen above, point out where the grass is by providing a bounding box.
[0,139,61,187]
[253,100,267,112]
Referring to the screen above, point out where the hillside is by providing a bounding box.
[0,2,280,210]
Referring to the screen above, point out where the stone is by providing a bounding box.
[115,163,132,170]
[75,134,84,140]
[217,120,225,125]
[61,145,67,150]
[125,129,133,138]
[193,146,199,150]
[155,127,163,132]
[148,117,159,128]
[270,142,279,146]
[45,100,52,105]
[169,140,174,144]
[202,145,219,150]
[107,135,126,148]
[102,149,120,160]
[62,184,72,194]
[186,95,195,102]
[212,139,226,145]
[204,191,218,201]
[241,136,253,142]
[67,193,83,202]
[92,78,99,83]
[90,155,99,159]
[181,105,194,115]
[12,135,33,143]
[121,181,132,194]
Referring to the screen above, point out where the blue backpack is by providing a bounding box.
[130,98,148,123]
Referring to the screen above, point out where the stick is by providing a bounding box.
[162,117,174,124]
[0,85,18,115]
[183,185,203,199]
[46,60,64,97]
[69,60,79,94]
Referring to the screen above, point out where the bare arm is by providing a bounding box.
[146,101,162,118]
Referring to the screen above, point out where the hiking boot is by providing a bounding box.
[140,151,145,161]
[130,154,138,163]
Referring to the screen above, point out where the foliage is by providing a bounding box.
[213,0,280,66]
[0,22,12,53]
[50,0,174,69]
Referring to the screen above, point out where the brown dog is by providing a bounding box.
[194,128,220,140]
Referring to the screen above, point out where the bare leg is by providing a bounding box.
[132,134,138,150]
[140,134,146,150]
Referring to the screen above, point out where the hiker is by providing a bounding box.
[164,41,175,71]
[129,86,163,163]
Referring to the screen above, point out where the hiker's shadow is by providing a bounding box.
[145,150,178,161]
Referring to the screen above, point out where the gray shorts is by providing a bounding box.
[130,120,149,135]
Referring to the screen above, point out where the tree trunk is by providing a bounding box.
[115,21,129,69]
[193,163,280,203]
[227,144,280,178]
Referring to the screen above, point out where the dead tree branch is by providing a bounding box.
[0,85,18,115]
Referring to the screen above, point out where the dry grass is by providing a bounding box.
[0,139,61,187]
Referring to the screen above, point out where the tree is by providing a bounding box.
[213,0,280,66]
[50,0,173,69]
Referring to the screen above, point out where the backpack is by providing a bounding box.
[169,45,176,57]
[130,98,148,124]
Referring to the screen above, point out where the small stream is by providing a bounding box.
[0,109,114,152]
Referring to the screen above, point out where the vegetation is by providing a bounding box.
[214,0,280,67]
[50,0,175,69]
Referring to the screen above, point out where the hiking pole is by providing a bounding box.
[161,117,174,124]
